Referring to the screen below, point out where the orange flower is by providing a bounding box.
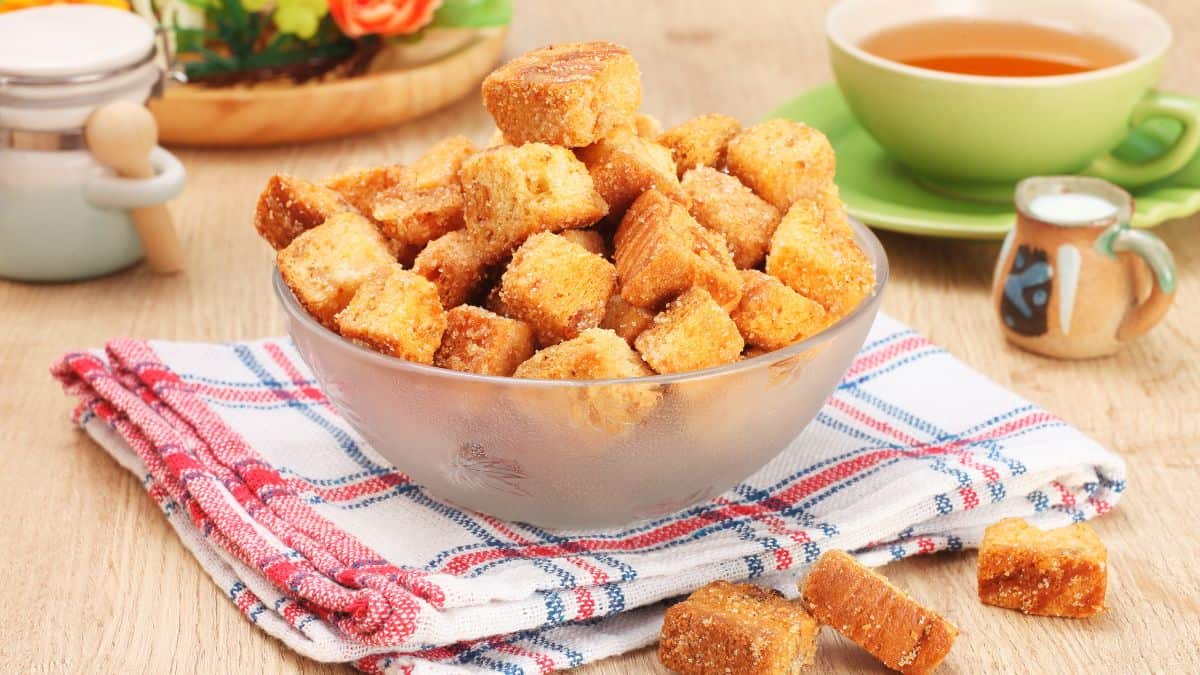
[328,0,441,37]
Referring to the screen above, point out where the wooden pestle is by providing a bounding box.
[84,102,185,274]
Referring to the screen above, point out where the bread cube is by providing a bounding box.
[635,288,743,374]
[514,327,650,380]
[334,264,447,363]
[482,41,642,147]
[633,112,662,138]
[277,212,395,326]
[659,580,819,675]
[732,270,828,351]
[499,232,616,346]
[406,135,477,190]
[681,166,781,269]
[559,229,608,257]
[370,137,476,248]
[255,174,354,250]
[434,305,535,376]
[322,164,407,214]
[978,518,1107,618]
[766,197,874,318]
[802,550,958,675]
[460,144,608,257]
[576,127,688,216]
[726,119,836,210]
[613,189,743,311]
[601,294,655,346]
[657,113,741,177]
[412,229,499,309]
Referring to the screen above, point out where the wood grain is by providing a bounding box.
[2,1,1198,672]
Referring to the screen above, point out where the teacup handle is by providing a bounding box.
[1085,92,1200,189]
[1097,227,1177,341]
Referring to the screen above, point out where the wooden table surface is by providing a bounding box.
[3,1,1198,672]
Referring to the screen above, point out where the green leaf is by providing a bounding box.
[430,0,512,28]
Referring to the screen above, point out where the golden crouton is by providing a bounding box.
[726,119,836,210]
[277,212,395,327]
[412,229,500,309]
[613,189,743,311]
[559,229,608,257]
[766,198,874,319]
[434,305,535,376]
[634,112,662,138]
[635,287,743,374]
[334,264,447,363]
[499,232,616,346]
[601,294,655,346]
[657,113,741,177]
[371,137,477,248]
[802,550,958,675]
[978,518,1107,618]
[681,166,781,269]
[461,143,608,257]
[659,581,819,675]
[407,135,477,190]
[576,127,687,216]
[481,41,642,147]
[255,174,354,250]
[731,270,828,351]
[515,327,651,379]
[322,164,407,215]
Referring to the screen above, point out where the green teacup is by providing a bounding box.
[826,0,1200,201]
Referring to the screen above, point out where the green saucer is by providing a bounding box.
[768,84,1200,240]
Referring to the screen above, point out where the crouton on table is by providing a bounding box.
[978,518,1107,618]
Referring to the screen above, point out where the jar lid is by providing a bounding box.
[0,6,155,79]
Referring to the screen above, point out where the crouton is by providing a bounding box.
[731,270,828,351]
[482,41,642,147]
[499,232,616,346]
[802,550,958,675]
[412,229,499,309]
[766,197,874,319]
[434,305,535,376]
[726,119,836,210]
[559,229,608,257]
[371,137,476,248]
[978,518,1107,618]
[255,174,355,250]
[657,114,741,177]
[659,581,819,675]
[634,112,662,138]
[322,164,407,215]
[576,126,687,216]
[681,166,781,269]
[461,143,608,257]
[613,189,743,311]
[405,135,477,190]
[277,212,395,326]
[601,294,655,346]
[635,287,743,374]
[334,264,447,363]
[515,327,651,380]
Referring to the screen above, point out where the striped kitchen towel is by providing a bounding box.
[51,313,1125,674]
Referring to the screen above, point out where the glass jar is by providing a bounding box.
[0,5,185,282]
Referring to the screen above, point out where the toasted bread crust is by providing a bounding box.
[635,288,743,374]
[335,264,447,363]
[681,166,781,269]
[732,270,828,351]
[978,518,1107,618]
[802,550,957,674]
[255,174,355,250]
[576,127,687,216]
[658,113,742,177]
[726,119,836,211]
[434,305,535,376]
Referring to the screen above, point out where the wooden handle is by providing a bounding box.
[129,203,186,274]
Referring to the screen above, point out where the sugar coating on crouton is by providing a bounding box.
[681,166,781,269]
[731,270,828,351]
[634,112,662,138]
[635,287,743,374]
[726,118,836,210]
[461,144,608,257]
[658,114,742,178]
[334,264,446,363]
[559,229,608,257]
[277,212,395,326]
[766,197,874,319]
[514,327,651,380]
[659,580,819,675]
[482,41,642,147]
[412,229,501,309]
[978,518,1107,618]
[407,136,477,190]
[601,294,655,346]
[614,189,743,311]
[803,550,958,675]
[499,232,616,346]
[369,137,476,248]
[576,127,687,216]
[322,165,407,215]
[255,174,355,250]
[434,305,535,376]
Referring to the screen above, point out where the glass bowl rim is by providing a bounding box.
[272,217,890,388]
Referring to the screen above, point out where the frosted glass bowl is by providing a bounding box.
[274,220,888,528]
